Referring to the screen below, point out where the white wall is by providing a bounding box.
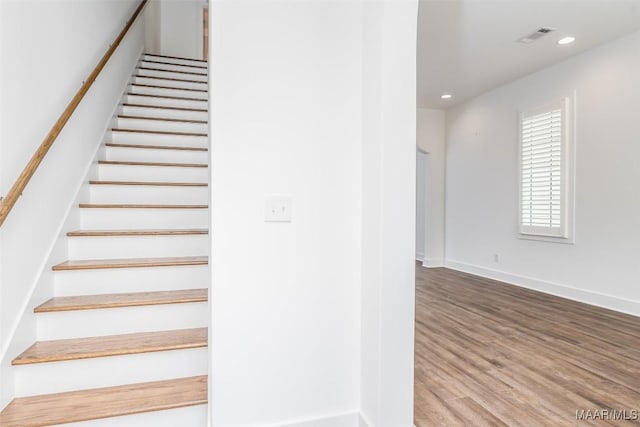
[445,29,640,316]
[145,0,161,54]
[160,0,205,60]
[416,108,445,267]
[416,151,428,260]
[210,1,417,426]
[210,2,362,426]
[360,2,417,426]
[0,0,144,407]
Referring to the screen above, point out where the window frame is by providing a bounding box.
[517,97,575,243]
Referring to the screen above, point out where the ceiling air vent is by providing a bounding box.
[517,27,555,44]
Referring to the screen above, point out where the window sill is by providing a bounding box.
[518,233,575,245]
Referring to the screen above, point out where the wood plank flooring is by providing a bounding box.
[89,180,208,187]
[0,375,207,426]
[35,289,208,312]
[67,228,208,237]
[105,142,209,151]
[52,255,208,271]
[414,266,640,427]
[79,203,208,209]
[97,160,208,168]
[13,327,207,365]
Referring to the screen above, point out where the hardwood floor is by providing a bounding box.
[414,266,640,426]
[0,376,207,426]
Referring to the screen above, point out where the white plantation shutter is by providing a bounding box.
[519,99,569,238]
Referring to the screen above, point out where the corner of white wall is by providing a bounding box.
[416,108,446,266]
[360,1,418,426]
[276,411,362,427]
[422,258,444,268]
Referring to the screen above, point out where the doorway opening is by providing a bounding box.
[416,149,430,264]
[203,6,208,60]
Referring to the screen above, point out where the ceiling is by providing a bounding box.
[417,0,640,109]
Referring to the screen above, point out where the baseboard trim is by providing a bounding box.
[444,260,640,317]
[267,411,360,427]
[359,412,372,427]
[421,257,444,268]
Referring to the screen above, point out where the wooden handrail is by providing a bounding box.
[0,0,148,228]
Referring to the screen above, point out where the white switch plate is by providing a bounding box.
[264,195,292,222]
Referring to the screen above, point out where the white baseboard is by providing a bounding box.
[273,411,361,427]
[359,413,372,427]
[444,260,640,317]
[421,257,444,268]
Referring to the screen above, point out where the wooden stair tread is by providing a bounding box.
[126,92,207,102]
[117,115,208,124]
[138,66,207,76]
[145,53,208,63]
[143,59,208,70]
[135,75,207,85]
[52,255,208,271]
[112,128,207,137]
[79,203,208,209]
[35,289,208,313]
[105,142,207,151]
[67,228,208,237]
[89,180,208,187]
[98,160,208,167]
[13,327,207,365]
[131,83,208,93]
[0,375,207,426]
[122,102,207,112]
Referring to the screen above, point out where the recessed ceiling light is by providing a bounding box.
[557,36,575,45]
[441,94,452,99]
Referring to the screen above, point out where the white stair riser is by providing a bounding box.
[143,55,207,68]
[98,164,208,182]
[133,76,207,91]
[63,404,208,427]
[110,129,208,146]
[137,68,207,82]
[14,347,208,396]
[105,146,208,164]
[68,235,209,259]
[115,117,208,134]
[125,94,207,110]
[80,208,208,229]
[54,265,209,296]
[37,302,208,340]
[130,84,208,101]
[90,185,208,204]
[121,105,208,121]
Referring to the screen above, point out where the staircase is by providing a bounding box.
[0,53,210,426]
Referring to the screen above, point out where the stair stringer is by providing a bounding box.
[0,47,143,410]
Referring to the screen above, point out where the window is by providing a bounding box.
[519,98,573,241]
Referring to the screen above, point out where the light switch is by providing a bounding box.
[264,195,292,222]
